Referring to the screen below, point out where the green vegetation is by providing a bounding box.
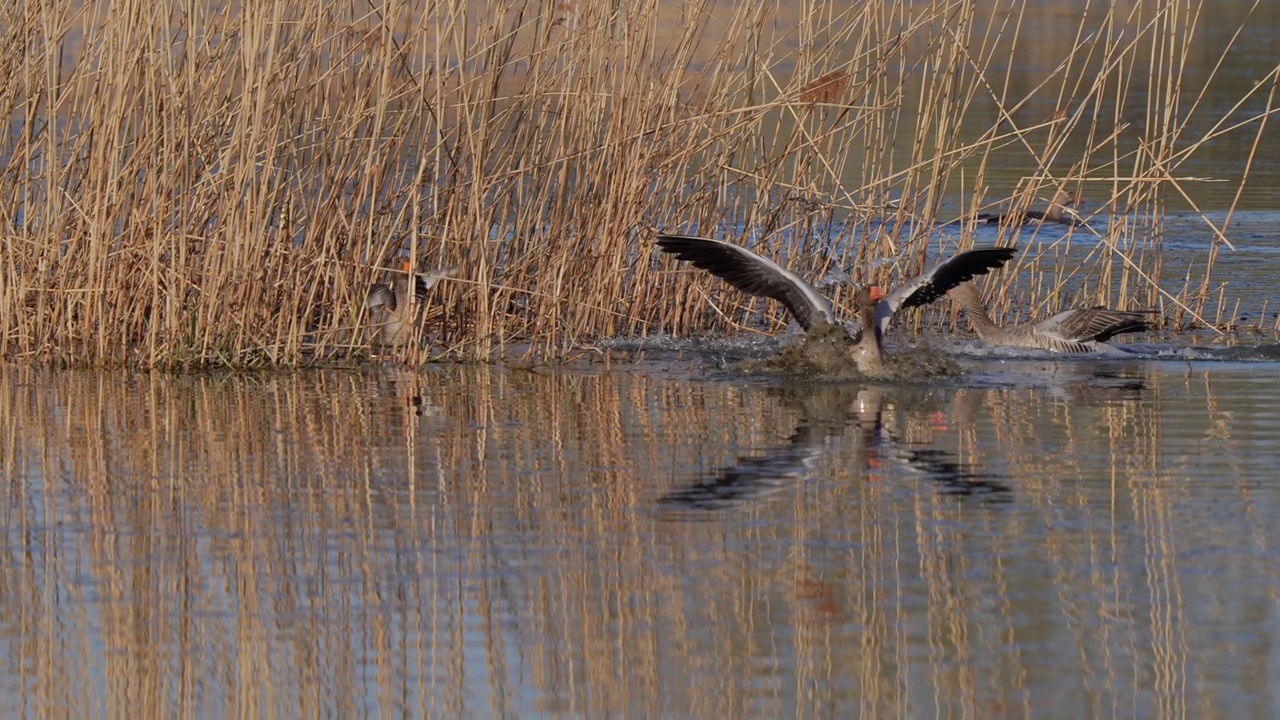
[1,0,1275,366]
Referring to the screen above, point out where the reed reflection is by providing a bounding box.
[3,360,1279,717]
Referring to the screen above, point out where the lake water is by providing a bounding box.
[4,354,1280,717]
[6,0,1279,716]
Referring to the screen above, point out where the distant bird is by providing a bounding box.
[975,189,1082,226]
[655,234,1016,375]
[947,281,1152,353]
[366,263,454,346]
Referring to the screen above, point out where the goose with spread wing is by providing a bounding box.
[655,234,1016,375]
[947,281,1152,353]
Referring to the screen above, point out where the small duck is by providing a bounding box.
[366,262,454,346]
[975,189,1082,226]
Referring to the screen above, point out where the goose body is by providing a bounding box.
[948,281,1151,353]
[366,266,453,346]
[655,234,1015,375]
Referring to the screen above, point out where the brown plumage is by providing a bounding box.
[948,281,1152,353]
[655,234,1016,375]
[366,265,454,346]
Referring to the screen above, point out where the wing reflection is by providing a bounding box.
[1048,365,1147,406]
[659,384,1009,513]
[856,386,1010,499]
[960,360,1149,408]
[656,423,828,511]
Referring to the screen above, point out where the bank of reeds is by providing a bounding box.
[1,0,1275,366]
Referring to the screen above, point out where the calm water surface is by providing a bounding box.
[3,356,1280,717]
[7,2,1277,716]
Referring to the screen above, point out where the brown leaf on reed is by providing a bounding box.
[797,71,851,107]
[550,1,579,30]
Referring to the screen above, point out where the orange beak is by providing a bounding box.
[869,285,884,302]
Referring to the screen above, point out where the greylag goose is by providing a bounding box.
[655,234,1016,375]
[366,263,454,346]
[947,281,1151,353]
[975,189,1081,226]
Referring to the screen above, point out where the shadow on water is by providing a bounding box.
[4,358,1280,716]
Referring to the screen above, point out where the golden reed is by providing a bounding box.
[0,0,1272,366]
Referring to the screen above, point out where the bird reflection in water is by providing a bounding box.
[658,384,1011,514]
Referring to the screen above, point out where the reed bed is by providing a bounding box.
[0,0,1275,366]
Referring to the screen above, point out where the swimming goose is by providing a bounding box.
[975,189,1081,226]
[947,281,1152,353]
[366,264,454,346]
[655,234,1016,375]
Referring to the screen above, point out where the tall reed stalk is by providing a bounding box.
[0,0,1273,366]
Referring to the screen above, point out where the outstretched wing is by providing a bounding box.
[1037,307,1152,343]
[656,234,837,331]
[876,247,1017,334]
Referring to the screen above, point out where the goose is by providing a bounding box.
[366,263,454,346]
[975,189,1082,226]
[655,234,1016,375]
[947,281,1152,353]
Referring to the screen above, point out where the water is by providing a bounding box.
[3,356,1280,717]
[6,1,1278,716]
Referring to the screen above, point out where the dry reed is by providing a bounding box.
[0,0,1274,366]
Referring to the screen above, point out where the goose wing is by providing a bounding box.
[367,283,398,312]
[1036,307,1152,343]
[411,267,455,299]
[656,234,837,331]
[876,247,1017,334]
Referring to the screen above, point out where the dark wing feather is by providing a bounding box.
[413,268,454,297]
[656,234,837,331]
[367,283,397,312]
[1038,307,1153,343]
[877,247,1016,333]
